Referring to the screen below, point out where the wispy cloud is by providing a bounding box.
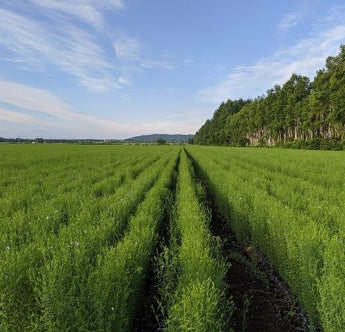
[28,0,124,29]
[198,18,345,104]
[0,79,196,138]
[0,79,121,126]
[183,59,193,66]
[278,12,301,32]
[0,2,176,91]
[0,107,74,137]
[111,35,176,84]
[318,4,345,25]
[118,76,131,85]
[140,58,175,70]
[113,37,141,61]
[113,35,175,71]
[0,108,36,124]
[0,7,121,91]
[0,78,137,139]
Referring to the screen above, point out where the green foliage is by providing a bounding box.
[0,144,179,331]
[2,143,345,331]
[160,150,231,331]
[317,236,345,331]
[196,45,345,148]
[187,145,345,331]
[156,138,167,145]
[194,98,250,145]
[89,153,178,331]
[167,279,226,332]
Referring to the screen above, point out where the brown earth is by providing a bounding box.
[207,188,318,332]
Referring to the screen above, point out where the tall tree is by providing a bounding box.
[195,45,345,148]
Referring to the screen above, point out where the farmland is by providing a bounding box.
[1,144,345,331]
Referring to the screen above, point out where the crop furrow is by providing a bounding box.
[154,149,230,331]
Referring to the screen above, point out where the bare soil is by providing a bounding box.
[135,151,320,331]
[208,203,313,332]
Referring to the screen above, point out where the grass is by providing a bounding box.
[0,144,179,330]
[187,145,345,330]
[159,150,231,331]
[1,144,345,331]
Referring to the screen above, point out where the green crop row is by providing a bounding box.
[157,150,230,331]
[86,149,179,331]
[1,152,159,251]
[187,146,345,331]
[2,144,345,331]
[36,152,174,331]
[0,145,179,331]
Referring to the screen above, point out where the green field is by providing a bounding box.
[1,144,345,331]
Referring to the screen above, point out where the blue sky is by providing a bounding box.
[1,0,345,139]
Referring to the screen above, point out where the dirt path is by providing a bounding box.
[208,202,312,331]
[134,150,318,331]
[188,151,316,332]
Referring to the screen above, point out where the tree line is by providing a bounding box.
[195,45,345,149]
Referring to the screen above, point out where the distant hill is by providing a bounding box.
[125,134,194,143]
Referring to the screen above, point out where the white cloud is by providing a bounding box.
[278,13,301,32]
[110,35,175,86]
[0,2,177,91]
[30,0,103,28]
[0,108,36,124]
[320,5,345,25]
[0,79,98,122]
[113,37,141,61]
[0,8,120,91]
[0,79,196,138]
[140,59,174,70]
[28,0,124,28]
[94,0,124,10]
[198,22,345,104]
[118,77,130,85]
[0,107,73,136]
[113,35,175,70]
[183,59,193,66]
[0,79,130,135]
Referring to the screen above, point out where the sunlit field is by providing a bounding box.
[1,144,344,331]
